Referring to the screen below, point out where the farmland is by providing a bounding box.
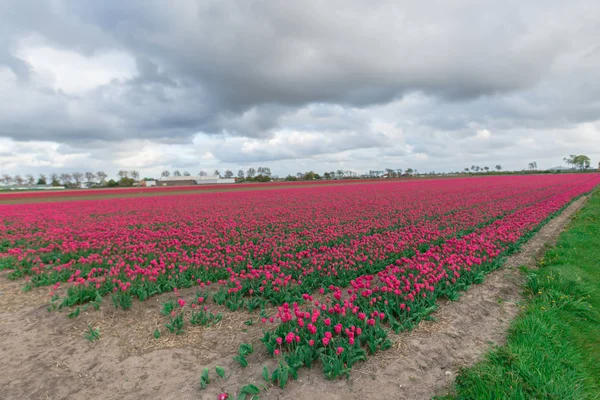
[1,174,599,399]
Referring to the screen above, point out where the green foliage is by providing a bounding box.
[111,291,132,310]
[261,366,270,384]
[238,384,260,399]
[84,325,101,342]
[164,313,185,335]
[160,299,175,316]
[67,307,80,319]
[233,343,254,368]
[189,309,222,326]
[199,368,210,390]
[215,366,226,379]
[153,328,161,339]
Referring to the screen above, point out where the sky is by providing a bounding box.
[1,0,600,179]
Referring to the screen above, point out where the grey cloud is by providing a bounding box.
[0,0,600,175]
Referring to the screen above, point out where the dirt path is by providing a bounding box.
[0,196,588,400]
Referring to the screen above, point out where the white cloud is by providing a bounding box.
[16,40,136,94]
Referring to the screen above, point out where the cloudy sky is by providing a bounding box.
[1,0,599,178]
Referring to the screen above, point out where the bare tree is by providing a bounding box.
[528,161,538,171]
[1,174,11,185]
[214,169,221,177]
[13,175,24,185]
[50,173,60,186]
[24,174,35,185]
[85,172,96,184]
[72,172,84,186]
[96,171,107,183]
[161,170,170,178]
[117,170,128,179]
[59,173,72,185]
[198,170,207,176]
[182,171,191,176]
[237,169,245,179]
[38,174,47,185]
[173,170,182,177]
[131,170,140,181]
[247,167,256,178]
[224,170,234,178]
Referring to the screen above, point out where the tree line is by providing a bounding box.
[1,154,595,188]
[160,167,274,182]
[0,170,139,188]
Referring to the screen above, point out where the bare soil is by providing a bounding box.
[0,196,588,400]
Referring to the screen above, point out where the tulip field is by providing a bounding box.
[1,174,599,394]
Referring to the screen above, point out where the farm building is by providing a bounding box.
[158,175,235,186]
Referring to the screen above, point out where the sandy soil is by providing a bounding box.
[0,196,588,400]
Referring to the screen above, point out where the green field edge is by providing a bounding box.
[435,189,600,400]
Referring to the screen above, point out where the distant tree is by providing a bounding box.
[247,167,256,178]
[323,172,331,180]
[72,172,84,186]
[173,170,182,177]
[495,165,502,171]
[237,169,245,179]
[131,170,140,181]
[13,175,23,185]
[182,171,191,176]
[564,154,591,170]
[303,171,317,180]
[464,168,470,173]
[396,168,403,176]
[484,166,489,172]
[405,168,414,175]
[224,170,234,178]
[117,170,128,179]
[59,173,72,185]
[50,173,60,186]
[0,174,9,185]
[85,172,96,184]
[25,174,35,185]
[198,170,207,176]
[385,168,396,178]
[37,174,47,185]
[96,171,108,183]
[161,170,170,178]
[107,179,118,187]
[528,161,538,171]
[214,169,221,177]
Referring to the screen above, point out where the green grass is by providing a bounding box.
[437,190,600,400]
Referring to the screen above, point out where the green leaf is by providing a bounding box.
[215,366,225,379]
[262,366,270,383]
[67,307,80,319]
[153,328,161,339]
[240,384,260,395]
[233,355,248,368]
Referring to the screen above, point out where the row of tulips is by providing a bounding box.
[1,175,598,314]
[258,177,599,382]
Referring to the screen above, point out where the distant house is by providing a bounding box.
[141,180,156,187]
[158,175,235,186]
[547,166,574,172]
